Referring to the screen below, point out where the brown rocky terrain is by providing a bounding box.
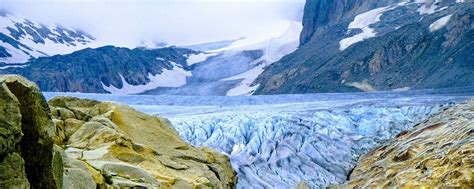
[334,100,474,188]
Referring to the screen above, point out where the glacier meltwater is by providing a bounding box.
[45,88,474,188]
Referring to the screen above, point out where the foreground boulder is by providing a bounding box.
[336,100,474,188]
[0,75,60,188]
[0,75,237,188]
[49,96,237,188]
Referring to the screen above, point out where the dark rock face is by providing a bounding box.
[0,75,60,188]
[1,46,193,93]
[256,1,474,94]
[300,0,399,45]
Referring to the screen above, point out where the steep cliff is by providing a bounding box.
[256,0,474,94]
[0,75,61,188]
[300,0,399,45]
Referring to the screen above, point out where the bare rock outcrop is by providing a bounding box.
[336,100,474,188]
[0,75,237,188]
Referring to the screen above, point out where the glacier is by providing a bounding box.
[44,87,474,188]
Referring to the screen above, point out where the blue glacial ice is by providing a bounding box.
[44,87,474,188]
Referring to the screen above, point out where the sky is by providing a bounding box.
[0,0,305,47]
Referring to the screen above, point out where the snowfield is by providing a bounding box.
[429,14,453,32]
[101,62,192,95]
[45,87,474,188]
[339,6,395,51]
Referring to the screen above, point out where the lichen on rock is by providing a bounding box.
[49,96,237,188]
[335,100,474,188]
[0,75,60,188]
[0,75,237,188]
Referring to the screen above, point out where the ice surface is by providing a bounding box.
[429,14,453,32]
[44,88,474,188]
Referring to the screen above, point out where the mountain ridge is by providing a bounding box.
[255,0,474,95]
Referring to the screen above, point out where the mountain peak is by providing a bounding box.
[0,13,97,64]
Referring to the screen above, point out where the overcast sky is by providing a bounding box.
[1,0,305,47]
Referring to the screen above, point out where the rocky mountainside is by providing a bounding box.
[255,0,474,94]
[0,12,95,65]
[0,21,301,95]
[0,75,236,188]
[335,99,474,188]
[0,46,194,93]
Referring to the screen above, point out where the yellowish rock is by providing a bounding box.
[49,96,237,188]
[64,118,85,139]
[335,100,474,188]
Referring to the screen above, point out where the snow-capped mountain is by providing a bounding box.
[0,10,301,95]
[142,21,302,96]
[256,0,474,94]
[0,12,96,64]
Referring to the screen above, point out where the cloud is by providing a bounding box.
[1,0,305,47]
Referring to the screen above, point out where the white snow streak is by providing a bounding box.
[102,62,192,95]
[429,14,453,32]
[0,41,31,64]
[339,6,395,51]
[186,53,217,66]
[223,64,265,96]
[0,64,28,69]
[416,0,442,15]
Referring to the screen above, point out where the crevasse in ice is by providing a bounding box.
[170,105,441,188]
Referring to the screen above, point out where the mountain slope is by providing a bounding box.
[0,12,96,64]
[255,0,474,94]
[144,21,303,96]
[0,18,301,96]
[0,46,193,93]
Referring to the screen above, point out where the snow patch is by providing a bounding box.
[222,64,265,96]
[102,62,192,95]
[0,64,28,69]
[186,52,218,66]
[339,6,395,51]
[0,42,32,64]
[429,14,453,32]
[416,0,442,15]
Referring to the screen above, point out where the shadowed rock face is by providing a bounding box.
[256,1,474,94]
[300,0,399,45]
[334,100,474,188]
[0,75,59,188]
